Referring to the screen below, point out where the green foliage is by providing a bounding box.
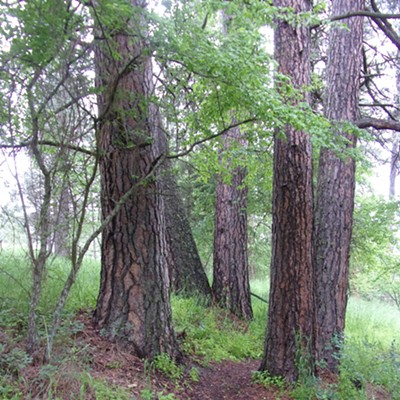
[188,367,200,383]
[3,0,77,68]
[351,196,400,304]
[151,0,336,165]
[352,196,399,259]
[80,372,131,400]
[0,373,22,399]
[1,252,400,398]
[252,370,285,390]
[140,388,177,400]
[152,353,183,381]
[346,297,400,350]
[0,250,100,339]
[337,338,400,399]
[0,344,32,377]
[171,294,266,362]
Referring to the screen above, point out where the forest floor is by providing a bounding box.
[10,311,390,399]
[14,311,289,399]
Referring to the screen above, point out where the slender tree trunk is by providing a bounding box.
[390,134,399,199]
[53,181,71,257]
[212,125,253,320]
[26,79,53,356]
[259,0,314,381]
[389,50,400,199]
[93,0,179,360]
[314,0,364,372]
[161,164,212,299]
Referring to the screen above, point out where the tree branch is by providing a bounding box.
[356,118,400,131]
[314,7,400,50]
[329,10,400,23]
[167,118,258,159]
[0,140,96,156]
[369,0,400,52]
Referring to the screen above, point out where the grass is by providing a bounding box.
[1,250,400,398]
[346,296,400,348]
[172,294,267,363]
[0,250,100,326]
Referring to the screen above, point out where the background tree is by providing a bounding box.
[161,163,212,299]
[213,125,253,319]
[259,0,315,382]
[212,11,253,320]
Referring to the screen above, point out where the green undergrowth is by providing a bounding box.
[0,249,100,334]
[1,250,400,398]
[341,298,400,399]
[171,293,267,363]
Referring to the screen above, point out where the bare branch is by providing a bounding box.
[356,118,400,131]
[314,7,400,50]
[370,0,400,51]
[0,140,96,156]
[329,10,400,23]
[167,118,258,159]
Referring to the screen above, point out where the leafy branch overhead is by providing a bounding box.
[149,1,343,161]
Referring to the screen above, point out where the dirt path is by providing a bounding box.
[186,359,290,400]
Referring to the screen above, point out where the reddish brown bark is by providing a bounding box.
[259,0,315,382]
[212,126,253,320]
[314,0,364,372]
[93,0,179,360]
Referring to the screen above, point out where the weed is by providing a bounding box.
[252,370,286,390]
[106,360,123,369]
[188,366,200,382]
[294,331,314,385]
[140,388,177,400]
[0,345,32,377]
[153,353,183,381]
[158,393,177,399]
[172,295,265,363]
[80,371,131,400]
[140,387,153,400]
[0,374,22,399]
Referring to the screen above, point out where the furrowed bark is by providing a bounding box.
[93,0,179,360]
[314,0,364,372]
[259,0,315,382]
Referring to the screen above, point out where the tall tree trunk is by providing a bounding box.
[212,125,253,320]
[93,0,179,360]
[161,164,212,299]
[212,10,253,321]
[314,0,364,372]
[259,0,314,381]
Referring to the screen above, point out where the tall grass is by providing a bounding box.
[0,249,100,330]
[342,297,400,398]
[346,296,400,348]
